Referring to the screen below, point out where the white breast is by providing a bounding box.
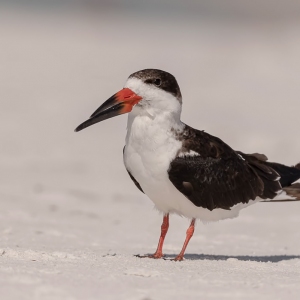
[123,106,183,211]
[123,106,260,222]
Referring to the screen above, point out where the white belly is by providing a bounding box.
[123,109,258,222]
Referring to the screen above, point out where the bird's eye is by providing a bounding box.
[154,78,161,86]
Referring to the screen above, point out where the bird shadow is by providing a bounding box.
[162,253,300,262]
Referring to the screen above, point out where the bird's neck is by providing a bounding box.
[125,105,184,150]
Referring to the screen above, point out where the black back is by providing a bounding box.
[168,125,282,211]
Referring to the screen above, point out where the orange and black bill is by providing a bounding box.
[75,88,142,132]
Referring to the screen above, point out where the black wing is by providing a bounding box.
[126,169,144,193]
[123,146,144,194]
[168,126,281,211]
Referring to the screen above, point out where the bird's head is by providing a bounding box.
[75,69,182,132]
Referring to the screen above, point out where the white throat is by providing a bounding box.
[124,77,184,152]
[123,84,184,184]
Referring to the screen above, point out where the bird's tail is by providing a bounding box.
[264,162,300,202]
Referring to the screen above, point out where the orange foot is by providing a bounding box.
[171,255,184,261]
[135,253,164,259]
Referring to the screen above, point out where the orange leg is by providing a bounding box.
[137,214,169,259]
[150,213,169,258]
[173,219,195,261]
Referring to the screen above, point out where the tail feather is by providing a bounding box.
[238,152,300,203]
[262,161,300,203]
[262,182,300,202]
[266,161,300,187]
[283,182,300,199]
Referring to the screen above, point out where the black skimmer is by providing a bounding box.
[75,69,300,261]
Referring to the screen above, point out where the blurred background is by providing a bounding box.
[0,0,300,245]
[0,1,300,298]
[1,0,300,197]
[0,0,300,194]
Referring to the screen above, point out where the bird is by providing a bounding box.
[75,69,300,261]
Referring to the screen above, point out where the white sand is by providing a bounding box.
[0,5,300,300]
